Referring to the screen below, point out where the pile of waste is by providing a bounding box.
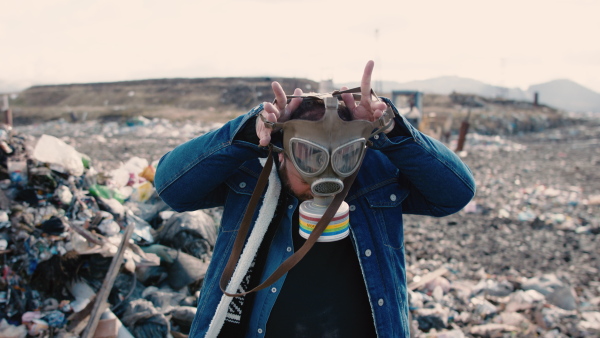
[0,122,219,337]
[0,114,598,337]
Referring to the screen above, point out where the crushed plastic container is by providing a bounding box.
[89,184,126,204]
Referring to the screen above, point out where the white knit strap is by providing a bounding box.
[205,158,280,338]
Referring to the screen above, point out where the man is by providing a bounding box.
[154,61,476,337]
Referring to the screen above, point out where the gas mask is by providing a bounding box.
[262,89,394,241]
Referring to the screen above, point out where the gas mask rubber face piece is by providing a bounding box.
[274,94,390,242]
[283,96,373,198]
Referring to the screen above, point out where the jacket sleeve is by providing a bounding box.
[154,104,267,212]
[369,97,476,217]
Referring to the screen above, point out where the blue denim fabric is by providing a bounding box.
[154,98,476,338]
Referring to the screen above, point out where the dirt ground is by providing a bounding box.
[404,119,600,295]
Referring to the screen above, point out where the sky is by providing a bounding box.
[1,0,599,93]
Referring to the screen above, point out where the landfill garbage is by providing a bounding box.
[121,299,170,338]
[32,134,86,176]
[0,112,596,337]
[0,120,220,337]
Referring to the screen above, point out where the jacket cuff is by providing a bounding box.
[234,115,261,145]
[369,97,419,149]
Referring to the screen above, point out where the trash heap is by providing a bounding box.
[0,123,220,337]
[0,115,598,337]
[468,110,564,136]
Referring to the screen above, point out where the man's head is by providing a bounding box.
[277,98,361,201]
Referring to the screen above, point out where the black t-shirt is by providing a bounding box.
[266,209,377,338]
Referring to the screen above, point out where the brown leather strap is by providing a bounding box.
[219,147,275,296]
[219,149,360,297]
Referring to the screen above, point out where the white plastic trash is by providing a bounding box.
[32,134,85,176]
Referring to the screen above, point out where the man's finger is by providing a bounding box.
[340,86,356,110]
[360,60,375,106]
[263,102,281,120]
[373,108,383,120]
[272,82,287,112]
[262,102,280,125]
[372,101,387,113]
[259,131,271,146]
[257,109,277,146]
[282,88,303,121]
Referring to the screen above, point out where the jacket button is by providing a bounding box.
[390,194,396,201]
[365,249,372,257]
[287,246,292,252]
[288,204,293,209]
[374,134,379,140]
[378,298,384,306]
[349,205,356,211]
[258,328,263,334]
[271,287,277,293]
[239,182,246,188]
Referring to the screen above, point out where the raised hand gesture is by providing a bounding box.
[256,82,303,146]
[341,60,388,122]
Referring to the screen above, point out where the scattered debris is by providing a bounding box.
[0,113,597,337]
[406,116,600,336]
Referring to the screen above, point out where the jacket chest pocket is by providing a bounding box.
[364,184,408,250]
[221,173,259,232]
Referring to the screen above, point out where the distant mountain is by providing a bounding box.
[389,76,531,101]
[337,76,600,113]
[338,76,530,101]
[8,75,600,113]
[527,79,600,113]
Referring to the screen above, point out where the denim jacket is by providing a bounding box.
[154,98,476,338]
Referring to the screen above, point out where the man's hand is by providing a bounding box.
[256,82,303,146]
[340,60,388,122]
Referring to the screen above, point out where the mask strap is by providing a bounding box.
[258,112,284,133]
[219,147,361,297]
[218,145,275,296]
[369,107,395,139]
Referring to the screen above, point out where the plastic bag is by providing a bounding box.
[32,134,85,176]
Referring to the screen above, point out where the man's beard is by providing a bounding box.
[278,166,313,202]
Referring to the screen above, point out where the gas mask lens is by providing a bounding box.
[290,138,329,176]
[290,137,366,178]
[331,138,366,177]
